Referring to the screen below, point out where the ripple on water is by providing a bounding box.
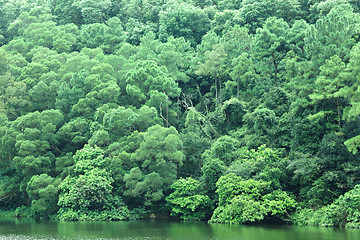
[0,236,167,240]
[0,235,67,240]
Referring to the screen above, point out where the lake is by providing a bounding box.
[0,218,359,240]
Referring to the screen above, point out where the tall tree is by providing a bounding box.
[304,3,360,68]
[308,55,347,131]
[253,17,290,87]
[196,43,227,106]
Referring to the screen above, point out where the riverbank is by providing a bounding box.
[0,210,15,218]
[1,218,359,240]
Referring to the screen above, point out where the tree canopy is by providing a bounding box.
[1,0,360,227]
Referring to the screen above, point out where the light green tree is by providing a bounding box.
[340,43,360,153]
[77,0,112,24]
[159,1,211,46]
[196,43,227,106]
[308,55,347,131]
[210,173,296,224]
[166,178,210,220]
[124,125,184,206]
[305,4,360,68]
[58,145,129,221]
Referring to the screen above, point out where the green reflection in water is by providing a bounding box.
[0,218,360,240]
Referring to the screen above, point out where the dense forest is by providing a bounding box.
[1,0,360,228]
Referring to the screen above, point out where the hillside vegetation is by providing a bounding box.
[1,0,360,227]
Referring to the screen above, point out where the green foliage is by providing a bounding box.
[237,0,303,33]
[229,53,257,99]
[210,173,296,224]
[341,43,360,154]
[159,1,211,46]
[52,0,83,25]
[226,146,286,188]
[288,133,357,206]
[201,157,226,197]
[124,168,164,207]
[58,145,129,221]
[132,125,184,173]
[102,105,162,140]
[0,171,22,208]
[56,117,90,153]
[196,43,227,106]
[345,135,360,154]
[124,60,181,112]
[253,17,290,86]
[180,126,211,177]
[78,18,126,53]
[0,209,15,218]
[4,109,64,194]
[308,55,347,131]
[240,108,279,149]
[124,125,184,207]
[26,174,60,218]
[166,178,211,220]
[304,3,360,67]
[77,0,112,24]
[292,184,360,228]
[2,0,360,225]
[14,206,31,218]
[206,135,240,166]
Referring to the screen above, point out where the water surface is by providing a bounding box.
[0,218,359,240]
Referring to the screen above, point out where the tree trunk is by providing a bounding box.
[337,98,341,129]
[214,73,218,106]
[272,53,278,87]
[237,79,239,98]
[166,104,169,128]
[219,72,222,106]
